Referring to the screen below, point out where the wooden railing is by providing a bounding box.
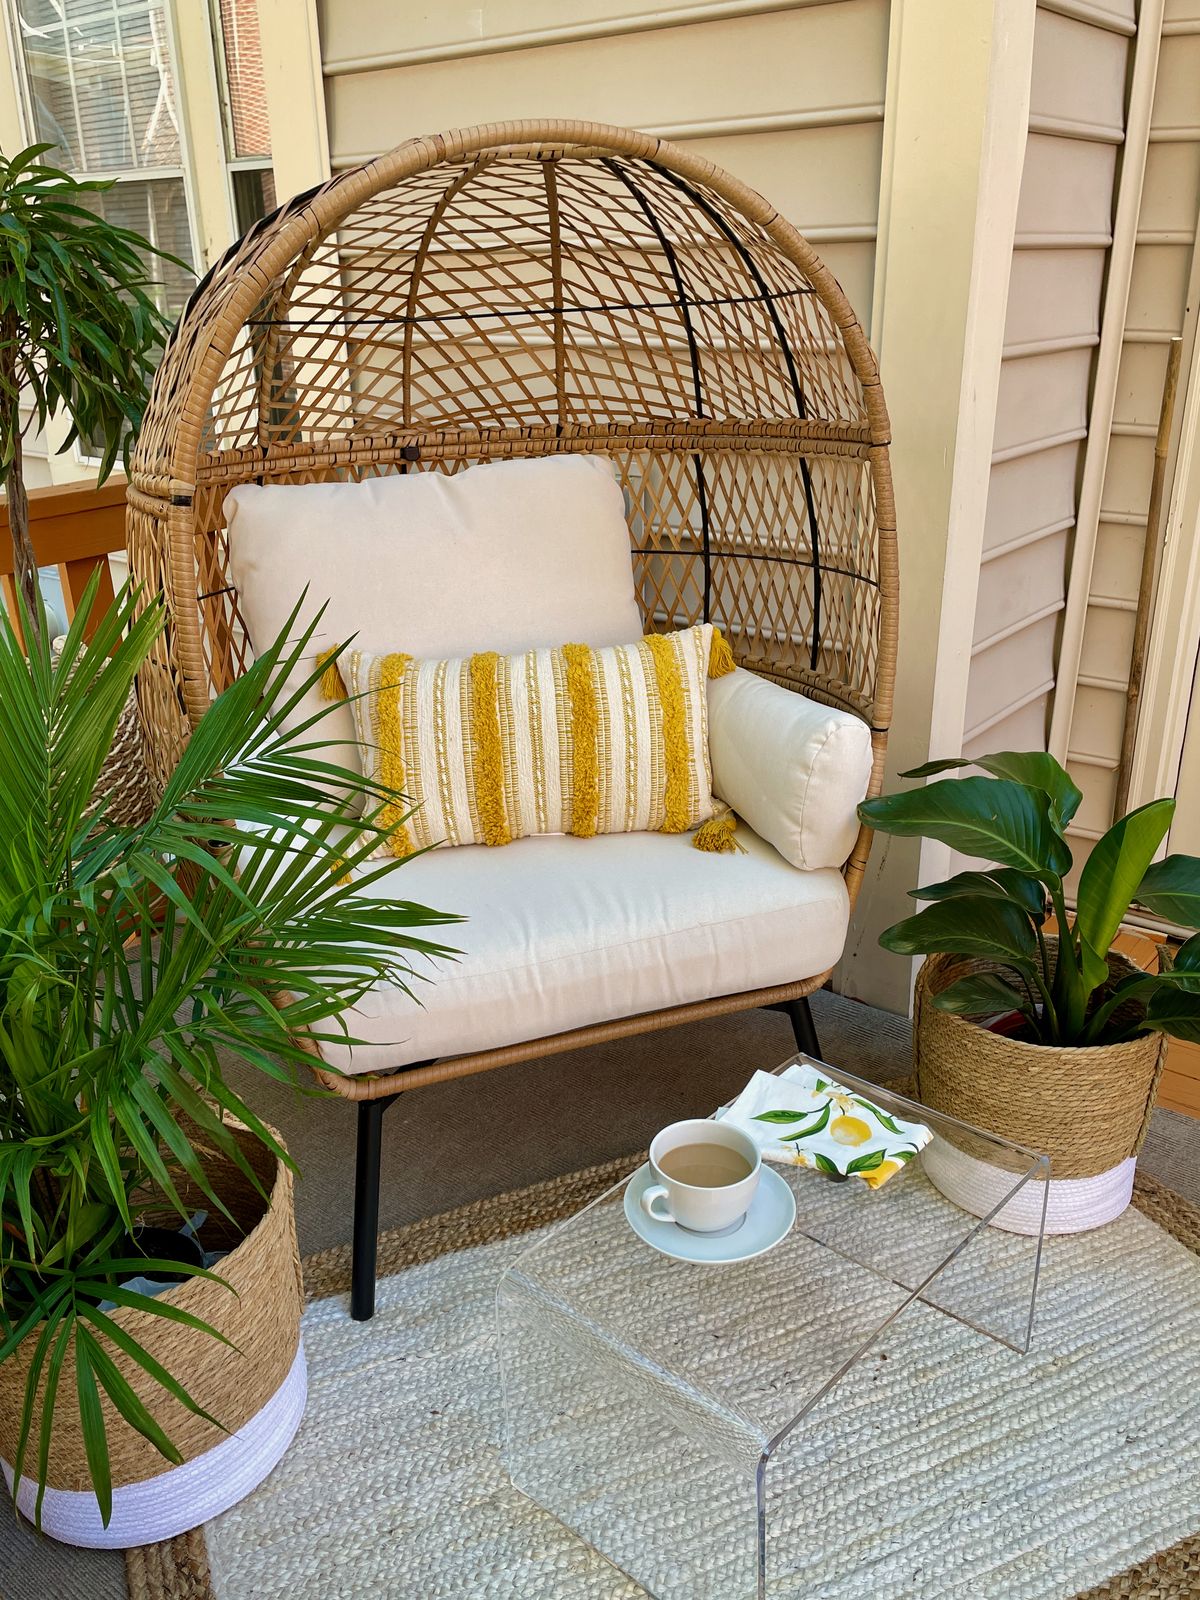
[0,478,126,641]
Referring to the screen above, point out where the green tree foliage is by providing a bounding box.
[0,144,181,639]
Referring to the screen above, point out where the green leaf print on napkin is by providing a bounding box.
[746,1068,933,1189]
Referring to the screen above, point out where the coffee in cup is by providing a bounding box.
[640,1118,761,1235]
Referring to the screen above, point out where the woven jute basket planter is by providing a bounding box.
[915,945,1167,1236]
[0,1123,306,1548]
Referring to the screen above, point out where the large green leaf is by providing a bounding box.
[73,1332,112,1526]
[780,1104,832,1142]
[1159,934,1200,990]
[1144,985,1200,1044]
[859,776,1071,880]
[900,751,1083,830]
[1075,799,1174,984]
[1084,946,1200,1049]
[1136,854,1200,928]
[879,896,1039,963]
[911,867,1047,922]
[929,971,1035,1019]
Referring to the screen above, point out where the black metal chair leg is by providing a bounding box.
[351,1093,399,1321]
[782,996,822,1060]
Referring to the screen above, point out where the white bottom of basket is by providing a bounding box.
[923,1141,1136,1236]
[2,1337,307,1548]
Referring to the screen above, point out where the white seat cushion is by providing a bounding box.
[225,455,643,780]
[708,668,874,870]
[321,825,849,1074]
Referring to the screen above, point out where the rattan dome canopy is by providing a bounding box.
[129,119,898,901]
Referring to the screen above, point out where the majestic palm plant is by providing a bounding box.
[0,580,458,1524]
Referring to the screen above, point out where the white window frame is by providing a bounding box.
[4,0,208,472]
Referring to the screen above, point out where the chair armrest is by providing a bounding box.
[707,668,873,870]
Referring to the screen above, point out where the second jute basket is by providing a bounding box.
[0,1122,306,1548]
[914,946,1167,1235]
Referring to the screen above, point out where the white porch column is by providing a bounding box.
[257,0,332,200]
[838,0,1037,1013]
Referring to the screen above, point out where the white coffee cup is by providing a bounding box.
[640,1119,761,1235]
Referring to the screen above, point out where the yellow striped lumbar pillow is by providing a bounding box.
[326,624,737,857]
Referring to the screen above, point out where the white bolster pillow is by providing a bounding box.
[707,668,874,871]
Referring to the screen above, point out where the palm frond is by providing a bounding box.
[1,585,458,1524]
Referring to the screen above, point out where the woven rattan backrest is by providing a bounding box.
[128,121,897,905]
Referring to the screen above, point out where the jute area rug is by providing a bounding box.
[126,1161,1200,1600]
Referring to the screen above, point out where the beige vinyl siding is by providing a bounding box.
[319,0,855,67]
[962,1,1134,773]
[1061,10,1200,859]
[318,0,888,329]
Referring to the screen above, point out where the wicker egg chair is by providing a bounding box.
[128,120,898,1317]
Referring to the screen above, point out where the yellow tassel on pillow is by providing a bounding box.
[692,813,744,854]
[317,646,347,701]
[708,626,737,679]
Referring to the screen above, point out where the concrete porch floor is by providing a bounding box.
[4,990,1197,1600]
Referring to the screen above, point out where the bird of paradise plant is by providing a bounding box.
[859,751,1200,1046]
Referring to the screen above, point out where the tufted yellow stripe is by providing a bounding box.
[432,657,459,847]
[615,640,639,834]
[645,632,690,833]
[468,651,511,848]
[376,652,414,857]
[562,642,600,838]
[525,648,548,835]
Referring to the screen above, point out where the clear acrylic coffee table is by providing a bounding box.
[496,1057,1049,1600]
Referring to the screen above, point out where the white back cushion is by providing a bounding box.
[225,455,642,773]
[708,667,874,870]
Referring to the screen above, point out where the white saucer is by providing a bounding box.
[623,1163,796,1264]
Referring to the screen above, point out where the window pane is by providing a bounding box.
[82,176,193,318]
[76,174,192,455]
[17,3,82,166]
[117,1,182,168]
[10,2,196,467]
[215,0,270,159]
[231,164,276,235]
[13,0,182,173]
[11,3,196,308]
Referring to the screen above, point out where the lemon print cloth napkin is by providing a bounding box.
[718,1063,932,1188]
